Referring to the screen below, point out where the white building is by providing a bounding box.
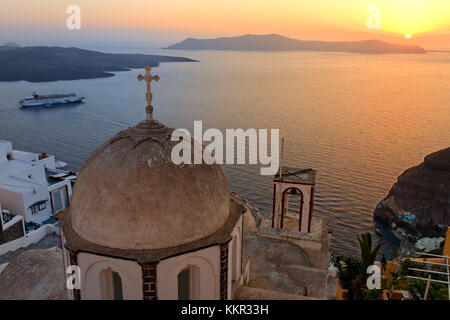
[415,237,445,252]
[0,140,74,226]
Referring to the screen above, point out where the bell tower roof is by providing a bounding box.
[274,167,316,184]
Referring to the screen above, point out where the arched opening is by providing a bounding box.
[281,187,304,231]
[231,236,238,281]
[177,265,199,300]
[178,267,190,300]
[100,268,123,300]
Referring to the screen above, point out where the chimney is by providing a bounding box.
[0,140,13,165]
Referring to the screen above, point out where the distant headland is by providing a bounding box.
[164,34,427,54]
[0,45,196,82]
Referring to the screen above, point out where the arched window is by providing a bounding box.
[178,267,190,300]
[231,236,238,281]
[100,268,123,300]
[281,187,304,231]
[177,265,199,300]
[111,271,123,300]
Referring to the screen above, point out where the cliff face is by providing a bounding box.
[374,148,450,226]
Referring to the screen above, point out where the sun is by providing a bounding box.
[405,33,412,39]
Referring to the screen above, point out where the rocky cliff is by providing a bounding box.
[374,148,450,228]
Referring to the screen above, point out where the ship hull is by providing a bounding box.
[20,96,85,108]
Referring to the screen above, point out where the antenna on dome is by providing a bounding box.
[279,137,285,181]
[275,137,285,227]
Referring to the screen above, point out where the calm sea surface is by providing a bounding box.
[1,48,449,257]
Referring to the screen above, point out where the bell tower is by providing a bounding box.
[272,167,316,233]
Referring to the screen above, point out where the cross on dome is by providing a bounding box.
[138,66,160,121]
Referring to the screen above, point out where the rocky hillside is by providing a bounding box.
[374,148,450,228]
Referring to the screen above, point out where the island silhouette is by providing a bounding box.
[164,34,426,54]
[0,46,195,82]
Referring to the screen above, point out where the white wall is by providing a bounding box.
[22,185,51,223]
[38,155,57,169]
[77,252,143,300]
[13,150,57,169]
[0,188,25,219]
[0,141,12,165]
[228,215,243,299]
[0,173,51,224]
[157,246,221,300]
[12,163,46,182]
[0,224,59,255]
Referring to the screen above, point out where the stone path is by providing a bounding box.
[0,234,60,265]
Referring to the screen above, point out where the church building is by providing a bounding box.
[56,67,333,300]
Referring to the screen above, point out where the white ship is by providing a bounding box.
[19,92,85,108]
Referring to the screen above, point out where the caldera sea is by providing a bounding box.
[1,47,449,257]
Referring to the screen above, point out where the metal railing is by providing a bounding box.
[406,251,450,300]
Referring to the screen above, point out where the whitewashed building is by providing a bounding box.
[0,140,74,226]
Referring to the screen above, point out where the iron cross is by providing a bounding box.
[138,66,160,108]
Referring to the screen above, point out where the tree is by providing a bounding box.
[357,233,385,278]
[338,232,385,300]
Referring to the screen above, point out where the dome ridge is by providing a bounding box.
[108,120,174,153]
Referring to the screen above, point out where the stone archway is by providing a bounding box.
[280,187,304,231]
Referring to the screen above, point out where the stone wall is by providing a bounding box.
[237,191,331,299]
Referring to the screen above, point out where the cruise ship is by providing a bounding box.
[19,92,85,107]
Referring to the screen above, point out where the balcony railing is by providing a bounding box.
[406,251,450,300]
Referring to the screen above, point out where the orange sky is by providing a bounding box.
[1,0,450,49]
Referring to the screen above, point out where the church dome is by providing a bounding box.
[68,120,231,250]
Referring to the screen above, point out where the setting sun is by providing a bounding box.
[1,0,450,304]
[1,0,450,50]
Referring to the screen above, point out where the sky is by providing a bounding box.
[1,0,450,50]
